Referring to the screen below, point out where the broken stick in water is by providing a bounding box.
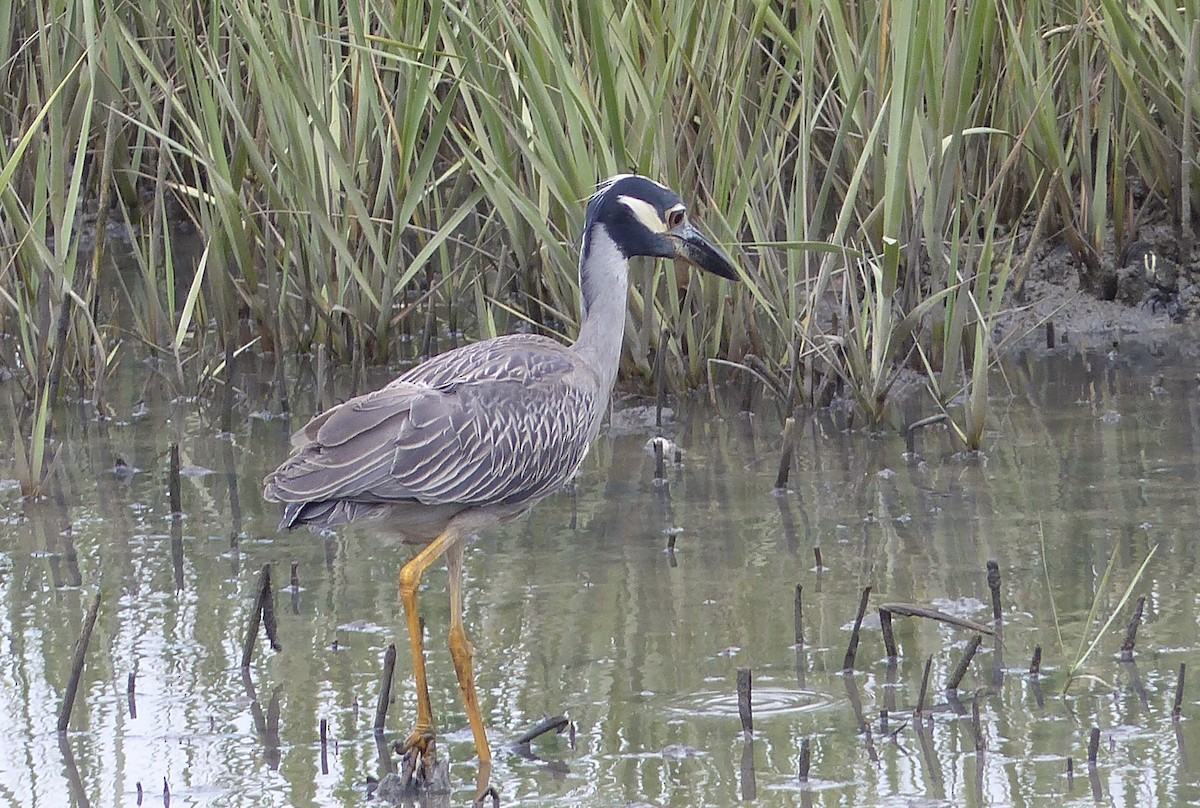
[1175,663,1187,720]
[57,592,102,733]
[877,602,995,636]
[794,584,804,647]
[986,560,1001,624]
[945,635,983,691]
[916,654,933,718]
[1119,595,1146,662]
[241,564,279,668]
[879,608,897,659]
[737,668,753,739]
[168,443,182,517]
[773,416,797,491]
[1029,644,1042,676]
[514,714,569,747]
[374,643,397,733]
[842,586,872,672]
[320,717,329,775]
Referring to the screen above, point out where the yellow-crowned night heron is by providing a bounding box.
[262,174,737,791]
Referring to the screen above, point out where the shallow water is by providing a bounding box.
[2,331,1199,807]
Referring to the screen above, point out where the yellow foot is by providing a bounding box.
[396,727,443,792]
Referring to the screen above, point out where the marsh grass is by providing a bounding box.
[1,1,1197,456]
[1039,521,1159,694]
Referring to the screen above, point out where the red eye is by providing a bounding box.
[667,209,686,229]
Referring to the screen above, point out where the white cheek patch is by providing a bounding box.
[617,195,667,233]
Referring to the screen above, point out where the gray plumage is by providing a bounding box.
[264,335,600,534]
[264,174,737,537]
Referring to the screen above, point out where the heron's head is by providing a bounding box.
[583,174,738,280]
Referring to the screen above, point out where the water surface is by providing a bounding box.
[2,332,1198,807]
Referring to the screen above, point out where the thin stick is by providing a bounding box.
[168,443,182,517]
[374,643,397,733]
[877,602,995,636]
[1087,727,1100,764]
[916,654,933,717]
[794,584,804,646]
[880,609,897,659]
[241,564,275,668]
[1046,321,1055,349]
[514,715,569,746]
[57,592,102,733]
[262,566,280,652]
[737,668,753,739]
[773,417,797,490]
[842,586,872,672]
[1118,595,1146,662]
[127,671,137,719]
[798,737,811,782]
[986,560,1002,624]
[945,635,983,691]
[319,717,329,775]
[1174,663,1187,720]
[814,546,823,570]
[653,438,665,480]
[1029,644,1042,677]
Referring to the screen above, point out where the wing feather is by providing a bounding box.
[263,334,601,529]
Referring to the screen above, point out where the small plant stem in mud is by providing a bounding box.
[1029,645,1042,676]
[1087,727,1100,765]
[798,738,811,782]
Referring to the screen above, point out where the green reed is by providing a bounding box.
[0,0,1196,458]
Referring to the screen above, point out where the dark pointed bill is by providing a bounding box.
[669,221,738,280]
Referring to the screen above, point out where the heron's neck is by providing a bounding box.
[572,224,629,397]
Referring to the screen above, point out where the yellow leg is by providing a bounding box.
[397,526,463,774]
[447,540,492,763]
[447,540,497,806]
